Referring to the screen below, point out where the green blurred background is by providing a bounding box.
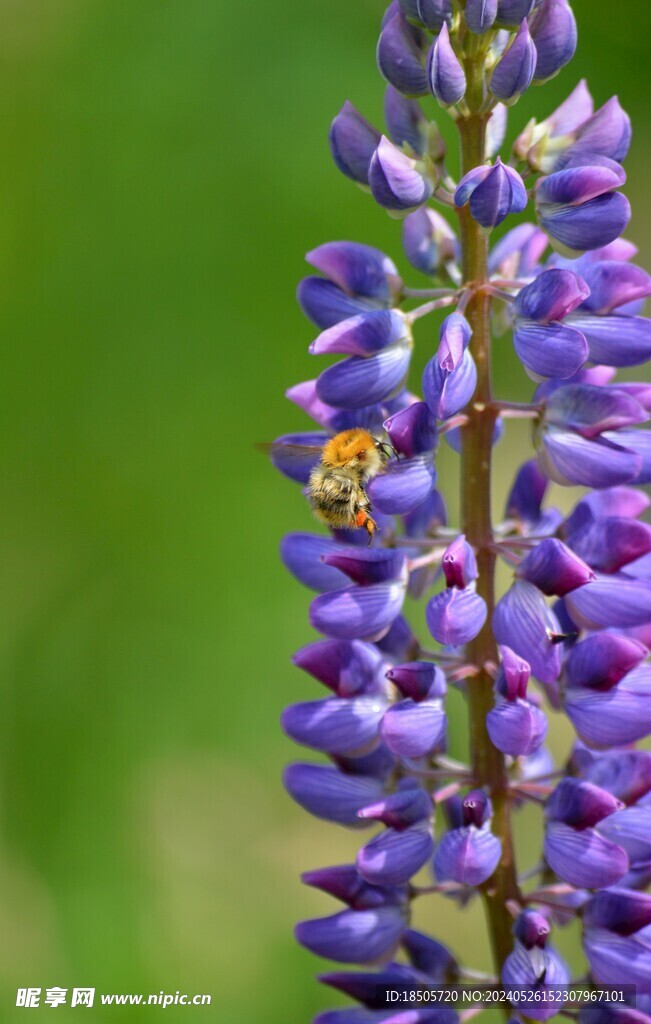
[0,0,648,1019]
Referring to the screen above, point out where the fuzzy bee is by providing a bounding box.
[259,428,396,542]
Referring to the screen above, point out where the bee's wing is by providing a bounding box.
[255,441,325,459]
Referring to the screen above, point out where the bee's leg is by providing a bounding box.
[355,508,378,545]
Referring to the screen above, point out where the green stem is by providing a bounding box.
[455,60,521,977]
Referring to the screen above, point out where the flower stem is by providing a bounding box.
[455,59,521,981]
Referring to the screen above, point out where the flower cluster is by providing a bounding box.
[268,2,651,1020]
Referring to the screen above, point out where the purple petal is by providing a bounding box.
[322,549,407,586]
[612,429,651,485]
[514,269,590,323]
[301,863,406,909]
[296,905,407,964]
[283,764,385,825]
[367,455,436,515]
[454,165,491,208]
[546,778,624,829]
[467,161,527,228]
[377,12,429,97]
[492,580,563,683]
[578,261,651,315]
[422,349,477,420]
[544,384,648,439]
[281,533,352,591]
[537,163,627,207]
[298,277,382,330]
[427,24,466,107]
[320,963,426,1010]
[369,136,433,211]
[357,823,434,885]
[442,534,478,589]
[330,102,381,185]
[311,310,410,357]
[502,945,570,1020]
[386,662,447,703]
[282,695,386,755]
[573,746,651,805]
[486,102,508,159]
[570,96,632,166]
[292,639,388,697]
[538,191,631,255]
[488,223,548,276]
[544,822,628,888]
[426,586,487,646]
[487,699,548,756]
[358,786,432,830]
[564,666,651,748]
[513,320,588,381]
[539,428,641,488]
[434,825,502,885]
[310,580,406,642]
[384,402,438,458]
[517,538,594,596]
[529,0,577,82]
[380,698,447,758]
[568,515,651,574]
[565,633,647,691]
[565,576,651,629]
[598,811,651,868]
[403,487,447,537]
[402,929,458,981]
[583,925,651,991]
[490,21,537,104]
[307,242,401,303]
[566,314,651,368]
[375,615,419,662]
[317,344,411,410]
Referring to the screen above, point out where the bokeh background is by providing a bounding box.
[0,0,648,1020]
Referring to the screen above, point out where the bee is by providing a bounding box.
[259,428,396,543]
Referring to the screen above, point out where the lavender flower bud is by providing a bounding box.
[514,909,550,949]
[529,0,577,82]
[417,0,452,32]
[377,11,429,97]
[454,159,527,229]
[330,102,381,185]
[402,208,457,276]
[434,799,502,885]
[427,24,466,108]
[369,136,434,212]
[441,535,478,589]
[489,21,537,106]
[465,0,498,34]
[495,0,535,26]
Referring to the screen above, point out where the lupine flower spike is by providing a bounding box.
[263,1,651,1018]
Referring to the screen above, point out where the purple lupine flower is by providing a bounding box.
[502,910,570,1021]
[535,159,631,254]
[487,646,548,755]
[454,159,527,229]
[434,790,502,885]
[512,268,589,379]
[269,2,651,1013]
